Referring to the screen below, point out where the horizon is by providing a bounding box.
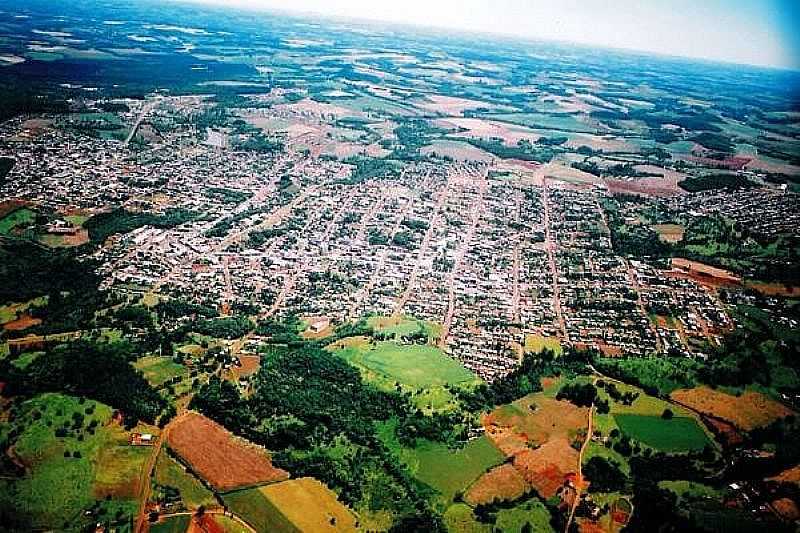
[176,0,800,71]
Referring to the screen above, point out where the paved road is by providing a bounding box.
[124,101,157,146]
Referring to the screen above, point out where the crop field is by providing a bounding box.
[421,140,496,162]
[670,387,794,431]
[486,112,600,133]
[464,463,530,506]
[484,394,586,498]
[167,413,288,492]
[154,450,216,509]
[335,340,478,389]
[614,414,710,452]
[134,356,187,387]
[223,477,358,533]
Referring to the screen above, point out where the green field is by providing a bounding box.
[337,341,477,388]
[614,414,711,452]
[378,420,504,503]
[150,515,191,533]
[154,450,216,509]
[443,498,555,533]
[0,207,35,234]
[367,315,442,341]
[0,393,144,530]
[134,356,187,387]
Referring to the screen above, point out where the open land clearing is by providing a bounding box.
[167,412,288,492]
[223,477,358,532]
[652,223,685,243]
[671,387,794,431]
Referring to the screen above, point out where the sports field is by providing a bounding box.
[614,414,710,452]
[134,356,187,387]
[223,477,358,532]
[336,340,477,388]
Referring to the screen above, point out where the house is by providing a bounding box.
[129,433,155,446]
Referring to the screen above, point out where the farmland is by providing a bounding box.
[670,387,794,431]
[0,0,799,530]
[223,477,358,532]
[166,413,288,492]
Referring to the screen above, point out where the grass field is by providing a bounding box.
[367,315,443,342]
[150,515,191,533]
[524,334,562,356]
[377,420,504,503]
[614,414,710,452]
[1,393,146,530]
[154,450,216,509]
[337,340,477,388]
[134,356,187,387]
[223,477,358,533]
[0,207,35,234]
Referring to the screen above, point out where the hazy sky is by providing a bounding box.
[180,0,800,70]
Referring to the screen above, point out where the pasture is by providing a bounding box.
[154,450,216,509]
[150,515,191,533]
[2,393,146,529]
[614,414,710,452]
[167,413,288,492]
[377,420,504,503]
[223,477,358,533]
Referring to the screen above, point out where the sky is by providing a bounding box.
[180,0,800,70]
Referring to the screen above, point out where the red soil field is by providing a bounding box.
[167,413,288,492]
[2,314,42,331]
[671,387,793,432]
